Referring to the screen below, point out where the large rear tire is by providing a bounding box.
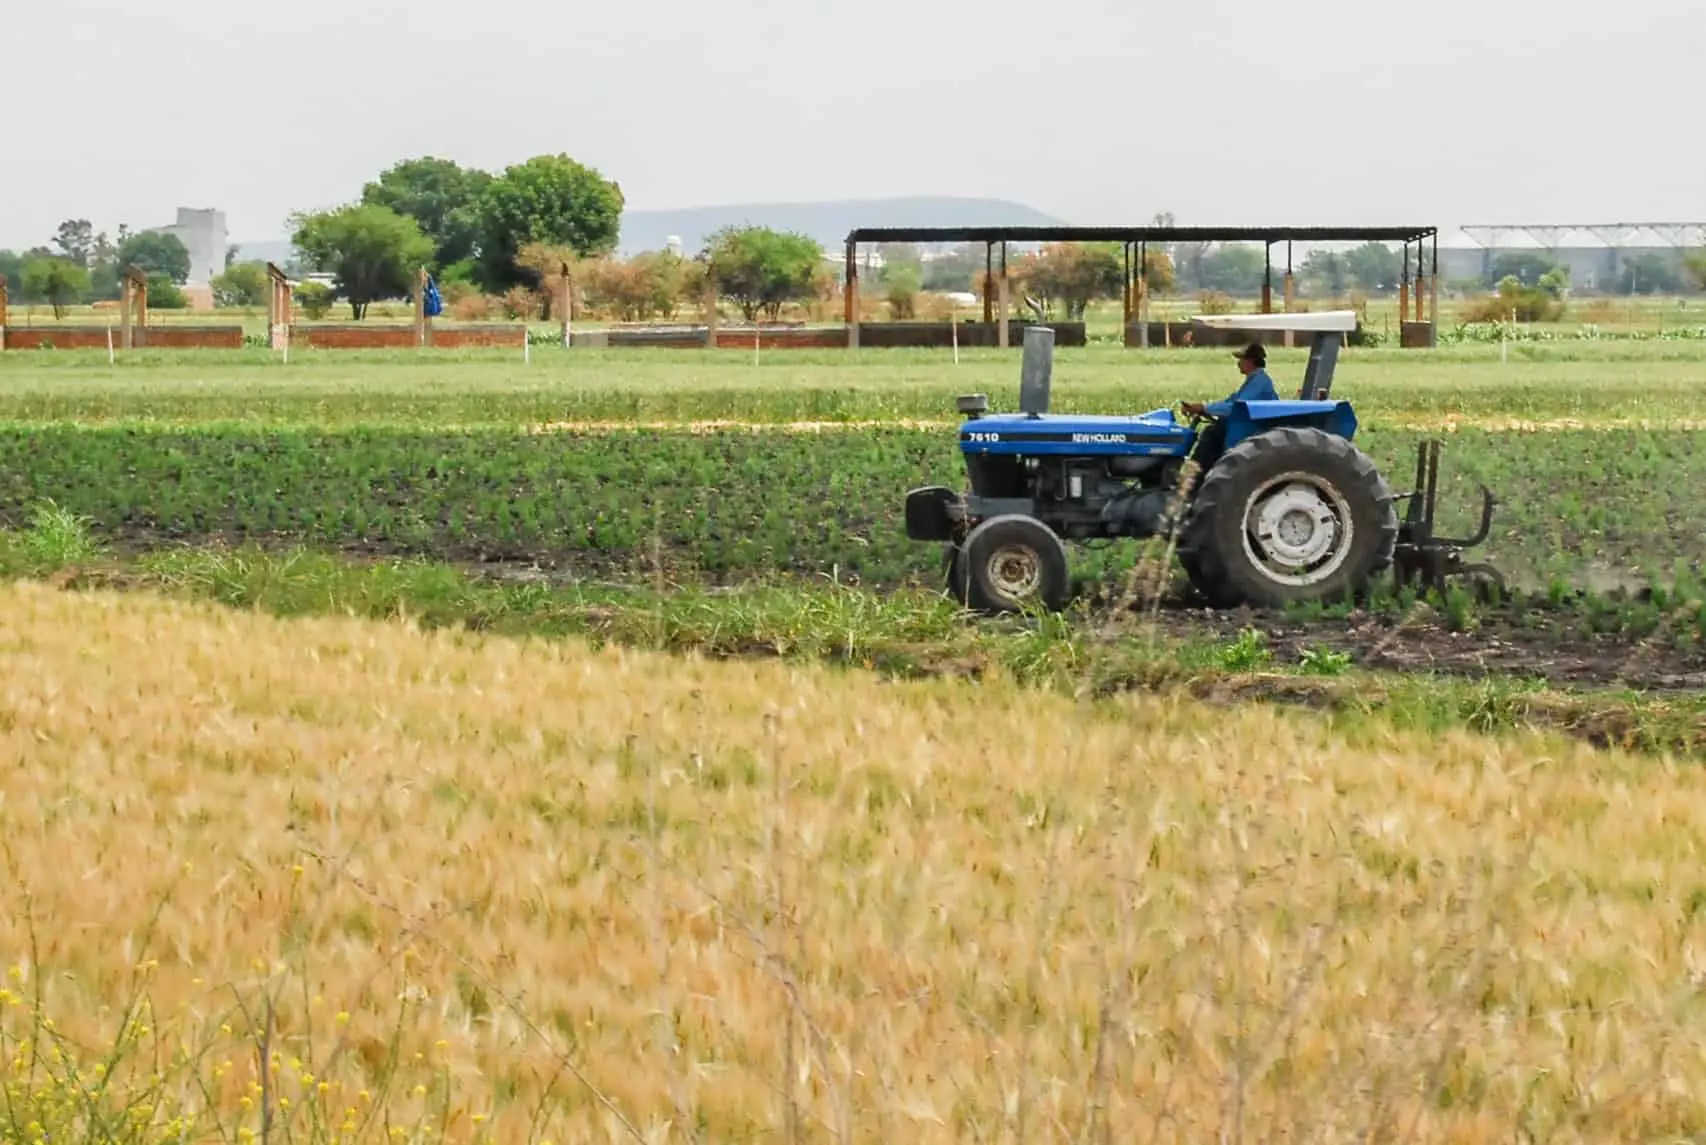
[1178,545,1241,608]
[1180,426,1397,609]
[952,514,1070,615]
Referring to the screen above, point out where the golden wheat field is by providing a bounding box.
[4,581,1706,1143]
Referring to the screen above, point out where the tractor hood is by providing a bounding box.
[957,410,1193,456]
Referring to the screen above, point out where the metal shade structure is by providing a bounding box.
[840,223,1441,350]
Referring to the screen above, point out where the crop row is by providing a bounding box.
[6,344,1706,429]
[0,425,1701,591]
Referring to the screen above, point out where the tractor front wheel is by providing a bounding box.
[952,514,1070,615]
[1181,426,1397,609]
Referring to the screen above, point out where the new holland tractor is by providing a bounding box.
[903,311,1502,614]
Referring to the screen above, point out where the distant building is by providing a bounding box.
[1435,225,1701,294]
[144,207,229,287]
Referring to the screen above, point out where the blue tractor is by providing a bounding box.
[904,313,1501,614]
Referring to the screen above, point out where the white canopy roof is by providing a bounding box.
[1189,310,1359,333]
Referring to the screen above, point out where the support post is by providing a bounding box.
[120,266,148,350]
[413,267,428,348]
[997,242,1010,349]
[1138,239,1149,348]
[1261,241,1273,314]
[982,242,993,324]
[844,238,859,349]
[1430,231,1440,344]
[1283,240,1295,346]
[561,261,573,348]
[1417,239,1428,324]
[0,279,7,351]
[119,274,132,350]
[265,262,293,351]
[1399,240,1411,324]
[703,272,718,346]
[1121,241,1132,330]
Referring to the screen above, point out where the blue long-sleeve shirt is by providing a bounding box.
[1204,368,1278,418]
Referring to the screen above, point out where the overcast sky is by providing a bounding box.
[6,0,1702,248]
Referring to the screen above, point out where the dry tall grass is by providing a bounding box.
[4,580,1706,1143]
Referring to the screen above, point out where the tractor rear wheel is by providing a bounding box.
[1178,545,1240,608]
[952,514,1070,615]
[1180,426,1397,609]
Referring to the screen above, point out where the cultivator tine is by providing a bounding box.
[1392,439,1504,602]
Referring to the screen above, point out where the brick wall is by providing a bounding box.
[1399,321,1437,348]
[3,327,116,350]
[292,324,419,349]
[710,326,848,350]
[138,325,244,349]
[2,325,242,350]
[290,323,527,350]
[431,325,526,349]
[859,320,1086,349]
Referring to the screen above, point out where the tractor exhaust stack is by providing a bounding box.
[1018,325,1054,418]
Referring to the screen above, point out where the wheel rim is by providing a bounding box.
[1239,471,1353,587]
[985,543,1042,600]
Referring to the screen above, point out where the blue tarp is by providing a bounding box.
[423,276,443,318]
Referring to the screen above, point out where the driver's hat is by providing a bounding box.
[1236,341,1267,367]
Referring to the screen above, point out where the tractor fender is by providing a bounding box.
[1223,399,1358,451]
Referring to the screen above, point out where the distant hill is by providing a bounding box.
[232,196,1068,268]
[615,196,1069,255]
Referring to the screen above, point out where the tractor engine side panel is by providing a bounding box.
[964,453,1028,499]
[987,456,1182,542]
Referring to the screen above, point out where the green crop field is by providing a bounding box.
[3,341,1705,585]
[4,338,1706,746]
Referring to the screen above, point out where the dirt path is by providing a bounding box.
[1130,598,1706,694]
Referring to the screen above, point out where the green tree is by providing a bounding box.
[116,231,192,284]
[53,219,96,267]
[361,156,493,271]
[295,281,334,319]
[211,261,269,307]
[1300,250,1348,295]
[920,242,989,292]
[147,274,187,309]
[22,257,90,317]
[289,204,434,320]
[1197,244,1266,294]
[1685,251,1706,292]
[476,153,624,291]
[1486,251,1558,289]
[1616,253,1681,295]
[1344,241,1403,291]
[701,225,824,321]
[884,263,921,319]
[0,250,22,296]
[1017,243,1125,320]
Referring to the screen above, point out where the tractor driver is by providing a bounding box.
[1179,340,1278,463]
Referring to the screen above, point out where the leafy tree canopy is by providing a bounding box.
[116,231,192,284]
[361,156,493,271]
[477,153,624,291]
[21,257,90,317]
[212,261,269,308]
[289,204,434,320]
[701,225,825,321]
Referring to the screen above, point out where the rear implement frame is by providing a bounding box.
[1392,439,1505,600]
